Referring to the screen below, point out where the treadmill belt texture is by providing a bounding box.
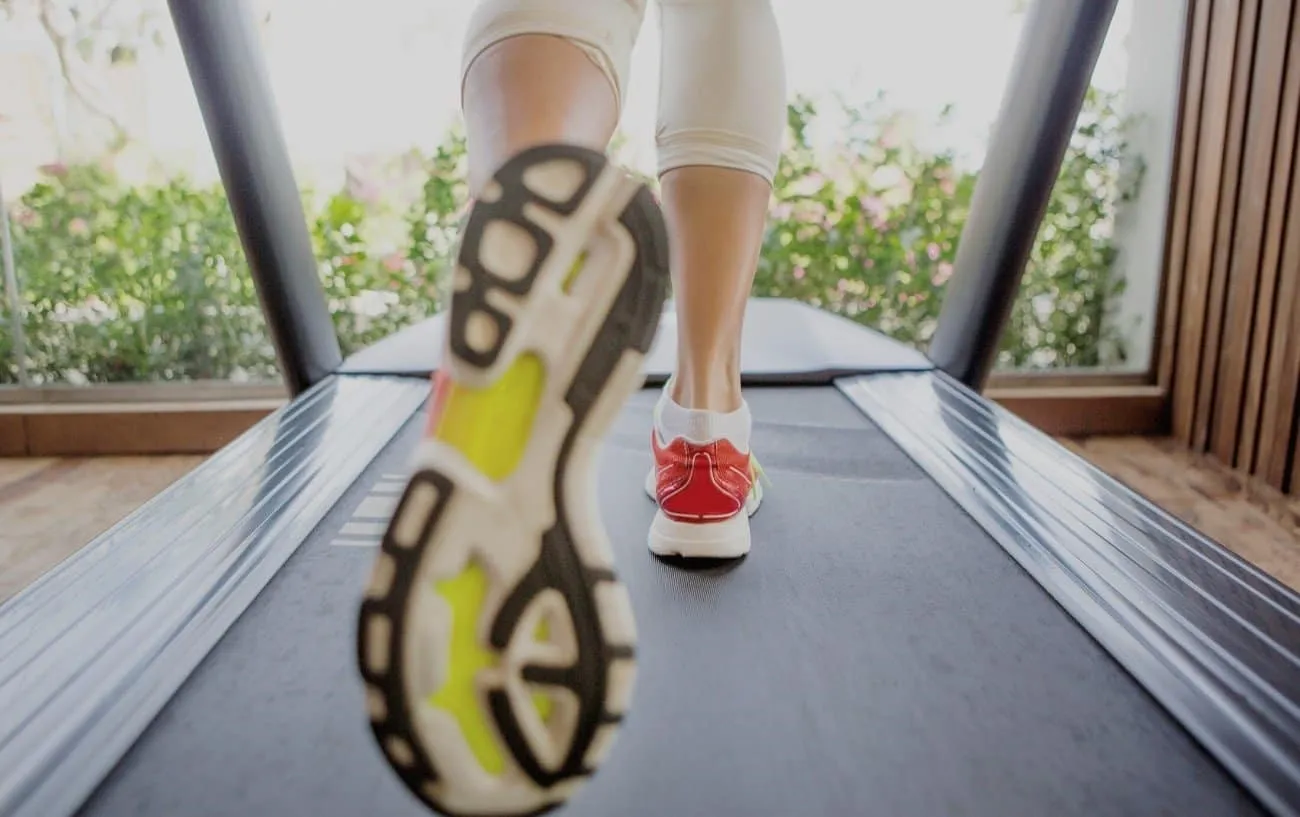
[78,387,1261,817]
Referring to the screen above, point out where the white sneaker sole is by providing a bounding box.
[357,144,670,817]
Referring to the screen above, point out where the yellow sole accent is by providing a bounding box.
[562,251,587,293]
[434,353,546,481]
[430,560,504,775]
[426,352,551,774]
[426,562,553,775]
[532,617,554,723]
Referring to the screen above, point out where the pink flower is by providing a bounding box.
[927,242,941,261]
[68,217,89,236]
[904,250,916,267]
[932,261,954,286]
[382,253,404,272]
[793,266,806,280]
[39,163,68,178]
[864,258,875,269]
[939,178,957,196]
[879,123,902,150]
[859,195,886,216]
[837,278,849,293]
[858,196,891,231]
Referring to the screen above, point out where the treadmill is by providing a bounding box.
[3,0,1299,815]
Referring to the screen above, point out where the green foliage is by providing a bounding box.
[755,96,973,349]
[1,90,1136,385]
[7,164,269,383]
[756,87,1136,369]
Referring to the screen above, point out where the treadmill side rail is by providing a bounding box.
[0,376,426,817]
[840,371,1300,817]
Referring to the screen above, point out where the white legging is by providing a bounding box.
[461,0,787,183]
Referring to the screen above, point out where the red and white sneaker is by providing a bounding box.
[644,384,764,558]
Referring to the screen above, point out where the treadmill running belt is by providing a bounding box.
[77,387,1261,817]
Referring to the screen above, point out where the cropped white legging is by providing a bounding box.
[461,0,787,183]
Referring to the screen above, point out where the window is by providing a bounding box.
[1,0,1186,395]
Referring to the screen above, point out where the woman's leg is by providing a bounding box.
[657,0,786,412]
[646,0,786,559]
[361,4,664,817]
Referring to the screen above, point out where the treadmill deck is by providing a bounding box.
[76,387,1259,817]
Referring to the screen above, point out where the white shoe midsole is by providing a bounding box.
[647,510,751,558]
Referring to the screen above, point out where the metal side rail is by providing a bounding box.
[0,375,426,817]
[839,371,1300,817]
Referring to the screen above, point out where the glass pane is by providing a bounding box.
[999,0,1184,373]
[740,0,1179,374]
[0,0,279,387]
[257,0,465,356]
[254,0,1175,374]
[3,0,1179,386]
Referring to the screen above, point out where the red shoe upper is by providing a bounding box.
[651,431,753,523]
[425,369,453,434]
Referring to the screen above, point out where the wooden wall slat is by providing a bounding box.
[1239,0,1300,473]
[1193,0,1259,452]
[1173,0,1246,443]
[1158,0,1216,397]
[1163,0,1300,495]
[1211,0,1293,466]
[1277,264,1300,491]
[1253,103,1300,489]
[1291,411,1300,495]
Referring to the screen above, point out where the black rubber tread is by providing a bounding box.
[448,144,604,370]
[357,468,455,794]
[357,143,670,817]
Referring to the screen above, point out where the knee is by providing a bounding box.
[462,0,646,113]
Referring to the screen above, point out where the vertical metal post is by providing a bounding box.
[1,180,30,386]
[928,0,1119,390]
[167,0,341,395]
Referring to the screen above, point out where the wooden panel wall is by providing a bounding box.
[1161,0,1300,495]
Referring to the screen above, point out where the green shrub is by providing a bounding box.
[0,90,1134,385]
[6,164,268,383]
[756,87,1134,369]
